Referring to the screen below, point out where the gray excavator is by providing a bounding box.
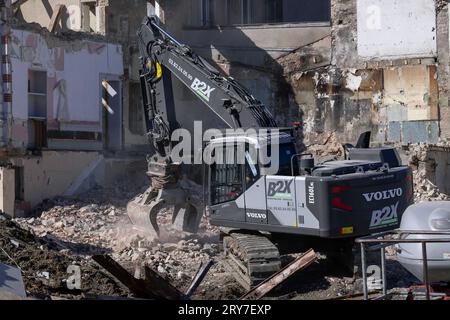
[127,16,414,289]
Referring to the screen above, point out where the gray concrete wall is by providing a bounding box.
[0,167,15,217]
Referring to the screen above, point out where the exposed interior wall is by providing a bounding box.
[15,0,151,151]
[16,0,82,32]
[157,0,446,147]
[10,27,123,151]
[277,0,441,146]
[356,0,437,59]
[272,0,445,146]
[104,0,150,150]
[157,0,332,131]
[10,151,99,211]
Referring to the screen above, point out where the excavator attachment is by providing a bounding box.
[126,187,164,235]
[126,179,204,237]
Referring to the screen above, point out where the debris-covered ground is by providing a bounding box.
[6,179,242,300]
[0,215,128,299]
[1,139,448,300]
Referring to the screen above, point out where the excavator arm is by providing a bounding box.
[136,16,277,159]
[128,16,281,236]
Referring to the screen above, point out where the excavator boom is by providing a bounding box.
[128,16,282,236]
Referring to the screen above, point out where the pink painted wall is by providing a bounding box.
[10,28,124,148]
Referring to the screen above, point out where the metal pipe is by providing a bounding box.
[381,247,387,297]
[357,238,450,244]
[361,243,368,300]
[421,242,430,300]
[356,229,450,242]
[183,260,214,299]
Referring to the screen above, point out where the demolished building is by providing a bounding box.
[1,0,450,217]
[0,0,149,217]
[152,0,450,197]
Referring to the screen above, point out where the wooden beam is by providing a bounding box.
[93,255,184,300]
[92,255,156,299]
[11,0,30,9]
[240,249,317,300]
[48,4,65,33]
[184,260,214,299]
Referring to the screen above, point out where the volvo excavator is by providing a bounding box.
[127,16,414,289]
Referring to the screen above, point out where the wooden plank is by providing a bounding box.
[184,260,214,299]
[48,4,65,33]
[240,249,317,300]
[92,255,155,299]
[93,255,184,300]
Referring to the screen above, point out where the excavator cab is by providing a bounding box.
[206,131,298,221]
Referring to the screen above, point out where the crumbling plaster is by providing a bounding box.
[17,0,82,32]
[9,27,123,149]
[10,150,100,209]
[15,0,151,150]
[276,0,446,146]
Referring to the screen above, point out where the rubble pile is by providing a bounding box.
[0,215,128,298]
[306,132,344,163]
[407,143,450,202]
[13,182,238,299]
[7,140,450,300]
[16,201,127,254]
[15,180,147,255]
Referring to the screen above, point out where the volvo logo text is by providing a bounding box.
[363,188,403,202]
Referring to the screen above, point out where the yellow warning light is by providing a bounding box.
[156,62,162,79]
[341,226,354,235]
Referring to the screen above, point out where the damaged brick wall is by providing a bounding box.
[436,0,450,139]
[278,0,446,146]
[15,0,151,150]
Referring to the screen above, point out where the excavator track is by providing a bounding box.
[221,231,281,291]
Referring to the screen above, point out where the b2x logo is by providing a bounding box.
[191,78,215,102]
[268,180,293,198]
[370,202,399,229]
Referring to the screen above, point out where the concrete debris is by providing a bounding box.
[0,217,128,299]
[92,255,184,300]
[306,132,344,163]
[11,181,237,299]
[406,143,450,202]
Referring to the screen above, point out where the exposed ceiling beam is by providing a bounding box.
[11,0,30,9]
[48,4,65,33]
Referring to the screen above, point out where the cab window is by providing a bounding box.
[210,145,244,205]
